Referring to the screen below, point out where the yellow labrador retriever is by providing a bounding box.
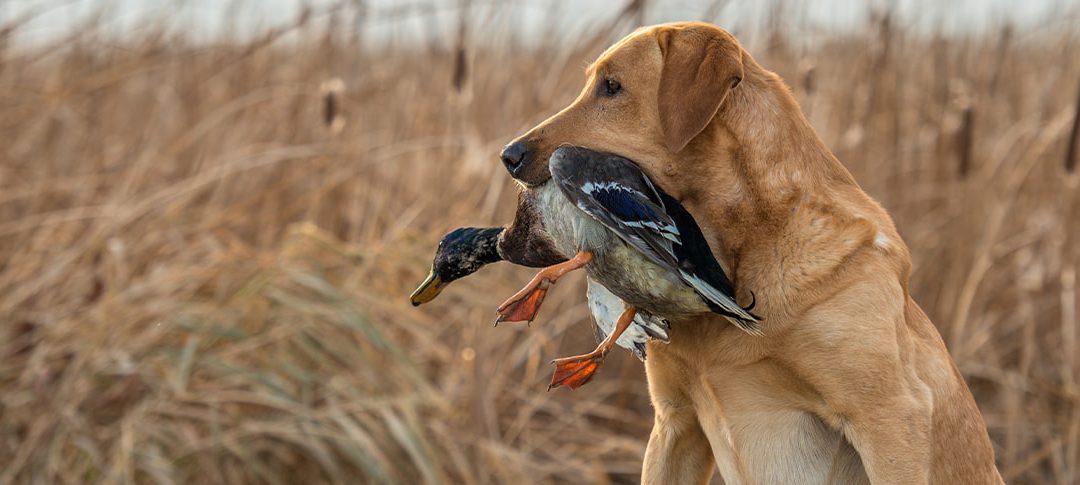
[499,22,1002,484]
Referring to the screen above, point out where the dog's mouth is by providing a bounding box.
[508,164,552,188]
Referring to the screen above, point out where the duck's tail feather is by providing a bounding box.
[724,314,764,336]
[680,269,763,336]
[637,312,671,343]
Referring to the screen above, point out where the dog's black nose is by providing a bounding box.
[500,140,529,175]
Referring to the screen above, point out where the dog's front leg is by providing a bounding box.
[642,351,715,484]
[642,403,715,485]
[841,395,933,484]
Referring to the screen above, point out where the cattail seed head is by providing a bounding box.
[320,78,346,133]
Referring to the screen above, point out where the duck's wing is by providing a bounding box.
[551,156,681,271]
[659,191,762,333]
[587,278,669,362]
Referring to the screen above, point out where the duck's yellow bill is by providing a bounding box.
[410,269,446,306]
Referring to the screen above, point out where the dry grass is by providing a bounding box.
[1,2,1079,484]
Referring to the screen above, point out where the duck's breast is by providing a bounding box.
[534,183,610,256]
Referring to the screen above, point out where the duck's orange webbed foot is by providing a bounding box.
[548,306,636,390]
[549,354,604,390]
[494,251,592,325]
[494,284,550,325]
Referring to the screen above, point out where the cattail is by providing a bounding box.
[802,64,816,97]
[452,48,467,93]
[632,0,646,27]
[798,61,816,119]
[320,78,346,133]
[453,0,468,92]
[1066,78,1080,173]
[957,105,975,178]
[988,24,1012,96]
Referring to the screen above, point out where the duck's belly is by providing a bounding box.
[531,183,706,319]
[590,244,707,318]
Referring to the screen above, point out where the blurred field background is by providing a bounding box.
[2,0,1080,483]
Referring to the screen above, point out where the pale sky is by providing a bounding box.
[3,0,1075,47]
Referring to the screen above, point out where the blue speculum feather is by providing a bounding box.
[588,184,657,223]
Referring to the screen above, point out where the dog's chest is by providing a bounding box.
[647,346,870,484]
[704,408,859,484]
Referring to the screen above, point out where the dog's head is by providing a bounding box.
[500,22,746,191]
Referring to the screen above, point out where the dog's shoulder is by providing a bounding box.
[770,188,908,289]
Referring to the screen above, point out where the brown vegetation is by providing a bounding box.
[1,3,1079,483]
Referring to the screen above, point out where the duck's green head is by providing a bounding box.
[410,227,503,306]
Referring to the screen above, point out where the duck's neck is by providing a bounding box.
[472,227,505,266]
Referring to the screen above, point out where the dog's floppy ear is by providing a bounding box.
[656,25,744,153]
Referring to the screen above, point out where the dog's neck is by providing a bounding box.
[674,57,861,281]
[722,58,857,201]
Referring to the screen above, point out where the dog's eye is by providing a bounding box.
[599,78,621,97]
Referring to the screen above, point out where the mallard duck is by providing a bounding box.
[408,224,669,375]
[494,145,760,389]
